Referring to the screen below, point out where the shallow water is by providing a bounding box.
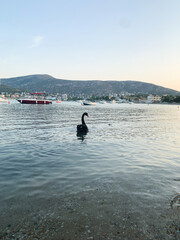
[0,101,180,239]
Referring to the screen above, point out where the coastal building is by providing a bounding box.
[147,95,161,103]
[113,93,118,98]
[62,94,68,101]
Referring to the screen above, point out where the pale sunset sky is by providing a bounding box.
[0,0,180,91]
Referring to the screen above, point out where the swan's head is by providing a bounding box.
[84,112,88,117]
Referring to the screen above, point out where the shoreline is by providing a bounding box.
[1,189,179,240]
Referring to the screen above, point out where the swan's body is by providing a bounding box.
[77,112,88,133]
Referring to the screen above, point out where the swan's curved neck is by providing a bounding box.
[82,114,86,125]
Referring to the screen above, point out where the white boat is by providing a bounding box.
[0,97,7,102]
[82,101,96,106]
[99,101,106,104]
[116,99,128,103]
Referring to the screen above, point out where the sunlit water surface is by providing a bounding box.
[0,101,180,238]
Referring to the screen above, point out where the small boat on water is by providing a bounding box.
[0,97,7,103]
[17,93,52,104]
[82,101,96,106]
[110,100,116,104]
[99,100,106,104]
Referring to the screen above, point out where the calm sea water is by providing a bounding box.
[0,101,180,238]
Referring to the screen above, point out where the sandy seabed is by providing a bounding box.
[0,189,179,240]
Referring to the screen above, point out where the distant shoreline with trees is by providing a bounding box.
[161,95,180,103]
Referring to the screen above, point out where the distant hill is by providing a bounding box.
[0,84,22,94]
[1,74,179,96]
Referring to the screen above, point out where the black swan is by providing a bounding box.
[77,112,88,133]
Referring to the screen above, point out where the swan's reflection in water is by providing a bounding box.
[76,131,88,142]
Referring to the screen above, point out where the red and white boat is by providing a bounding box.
[17,93,52,104]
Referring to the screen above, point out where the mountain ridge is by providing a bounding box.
[0,83,22,93]
[1,74,179,96]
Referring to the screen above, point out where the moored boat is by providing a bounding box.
[17,99,52,104]
[110,100,116,104]
[0,97,7,103]
[99,100,106,104]
[82,101,96,106]
[17,93,52,104]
